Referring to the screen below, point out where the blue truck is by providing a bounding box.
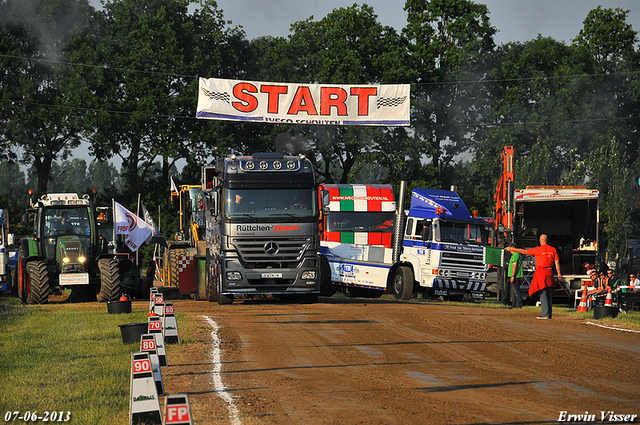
[319,184,492,300]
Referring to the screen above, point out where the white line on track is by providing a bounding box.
[585,321,640,333]
[203,316,242,425]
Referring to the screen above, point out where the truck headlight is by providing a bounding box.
[62,257,70,264]
[226,271,242,281]
[78,256,86,263]
[301,271,316,279]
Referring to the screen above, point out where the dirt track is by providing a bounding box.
[159,295,640,425]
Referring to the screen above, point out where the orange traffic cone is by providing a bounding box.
[577,285,589,312]
[604,287,613,307]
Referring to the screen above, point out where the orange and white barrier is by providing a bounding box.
[604,287,613,307]
[577,285,588,313]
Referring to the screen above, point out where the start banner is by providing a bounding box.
[196,77,410,126]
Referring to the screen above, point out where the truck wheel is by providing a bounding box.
[217,272,233,305]
[168,248,186,287]
[97,258,122,302]
[205,252,217,302]
[319,255,337,297]
[392,266,414,300]
[26,260,50,305]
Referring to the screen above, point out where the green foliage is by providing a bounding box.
[588,137,633,259]
[0,0,94,198]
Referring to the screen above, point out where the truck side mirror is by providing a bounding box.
[321,189,330,213]
[421,228,430,246]
[211,192,219,216]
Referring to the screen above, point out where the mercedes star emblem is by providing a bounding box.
[264,241,279,255]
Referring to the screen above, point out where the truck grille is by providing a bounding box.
[231,237,311,265]
[441,252,485,271]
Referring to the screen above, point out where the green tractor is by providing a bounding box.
[15,193,137,304]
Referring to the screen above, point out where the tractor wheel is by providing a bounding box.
[168,248,187,287]
[392,266,414,300]
[26,260,50,305]
[97,258,122,302]
[318,255,337,297]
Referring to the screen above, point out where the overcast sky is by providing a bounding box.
[213,0,639,45]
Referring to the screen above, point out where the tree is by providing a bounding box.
[588,137,633,260]
[0,0,95,197]
[48,158,89,193]
[278,4,410,183]
[78,0,237,204]
[403,0,496,175]
[574,6,637,73]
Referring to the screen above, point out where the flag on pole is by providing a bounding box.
[141,202,168,247]
[114,201,153,252]
[170,176,179,194]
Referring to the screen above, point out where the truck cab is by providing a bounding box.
[402,189,491,300]
[202,153,321,304]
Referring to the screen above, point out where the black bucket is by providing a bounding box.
[593,305,619,320]
[107,300,132,314]
[118,322,148,344]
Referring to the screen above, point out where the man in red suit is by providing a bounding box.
[507,234,562,319]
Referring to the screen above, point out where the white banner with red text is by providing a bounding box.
[196,77,410,126]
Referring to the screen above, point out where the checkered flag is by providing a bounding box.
[202,87,230,103]
[376,96,407,109]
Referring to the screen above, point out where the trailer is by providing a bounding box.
[512,186,599,291]
[493,146,599,302]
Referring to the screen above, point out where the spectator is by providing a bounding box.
[507,234,561,319]
[599,269,613,292]
[629,272,640,292]
[608,269,622,292]
[507,242,523,309]
[585,268,614,308]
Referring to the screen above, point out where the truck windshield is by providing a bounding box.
[438,220,490,245]
[43,207,91,237]
[326,212,394,233]
[225,188,317,220]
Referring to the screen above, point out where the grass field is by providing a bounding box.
[0,297,196,425]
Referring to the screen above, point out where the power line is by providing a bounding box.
[417,70,640,86]
[2,97,635,127]
[0,54,199,80]
[2,53,638,86]
[0,98,198,121]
